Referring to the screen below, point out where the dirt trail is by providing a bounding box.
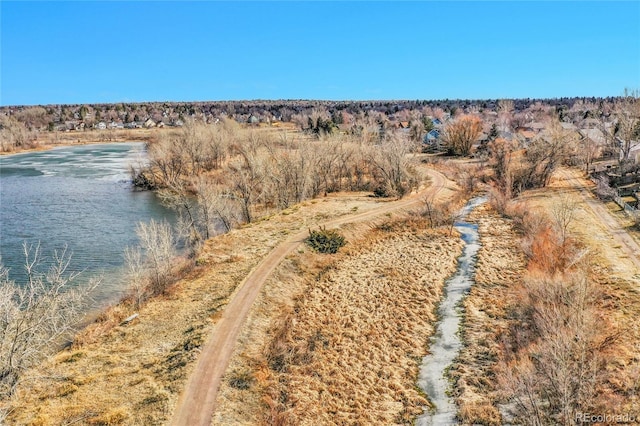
[170,169,450,426]
[558,168,640,270]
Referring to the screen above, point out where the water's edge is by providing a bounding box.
[416,196,486,426]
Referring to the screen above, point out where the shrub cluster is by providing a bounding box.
[305,227,346,254]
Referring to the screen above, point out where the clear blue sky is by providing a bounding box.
[1,1,638,106]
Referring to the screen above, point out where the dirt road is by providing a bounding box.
[170,169,450,426]
[558,168,640,270]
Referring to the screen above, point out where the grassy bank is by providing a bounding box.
[5,192,391,425]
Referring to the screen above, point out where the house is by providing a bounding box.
[579,128,607,146]
[581,118,600,129]
[96,122,107,130]
[525,122,546,133]
[144,118,156,128]
[398,121,410,129]
[423,129,440,144]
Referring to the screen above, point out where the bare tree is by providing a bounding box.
[0,244,97,397]
[613,90,640,163]
[550,195,578,246]
[135,220,176,295]
[499,273,608,426]
[124,246,147,309]
[228,151,265,223]
[368,133,418,198]
[194,176,238,235]
[441,115,483,156]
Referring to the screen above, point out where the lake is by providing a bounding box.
[0,142,175,305]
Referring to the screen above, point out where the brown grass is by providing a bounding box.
[4,192,394,425]
[450,170,640,424]
[212,214,464,425]
[449,205,526,426]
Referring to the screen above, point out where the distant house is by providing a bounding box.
[525,122,546,133]
[560,122,578,131]
[144,118,156,128]
[424,129,440,143]
[581,118,600,129]
[398,121,410,129]
[579,128,607,146]
[173,119,184,127]
[109,121,124,129]
[96,122,107,130]
[248,115,260,125]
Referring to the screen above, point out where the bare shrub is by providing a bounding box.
[488,185,513,217]
[123,247,148,309]
[0,244,97,397]
[594,175,616,201]
[134,220,176,295]
[367,133,418,198]
[0,116,37,152]
[421,194,462,235]
[498,272,611,425]
[441,115,483,156]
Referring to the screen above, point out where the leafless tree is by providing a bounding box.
[499,272,608,426]
[228,150,265,223]
[0,244,97,397]
[441,115,483,156]
[550,195,578,246]
[194,176,238,235]
[613,90,640,163]
[368,133,418,198]
[134,220,176,295]
[512,119,575,192]
[0,116,37,152]
[124,246,147,309]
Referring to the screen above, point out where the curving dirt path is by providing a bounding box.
[558,168,640,270]
[170,169,450,426]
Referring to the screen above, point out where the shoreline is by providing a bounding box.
[0,128,162,157]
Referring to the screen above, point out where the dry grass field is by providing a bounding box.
[5,192,396,425]
[213,214,464,425]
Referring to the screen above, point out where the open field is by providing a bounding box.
[213,215,464,425]
[6,190,411,425]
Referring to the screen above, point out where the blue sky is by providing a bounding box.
[1,1,638,105]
